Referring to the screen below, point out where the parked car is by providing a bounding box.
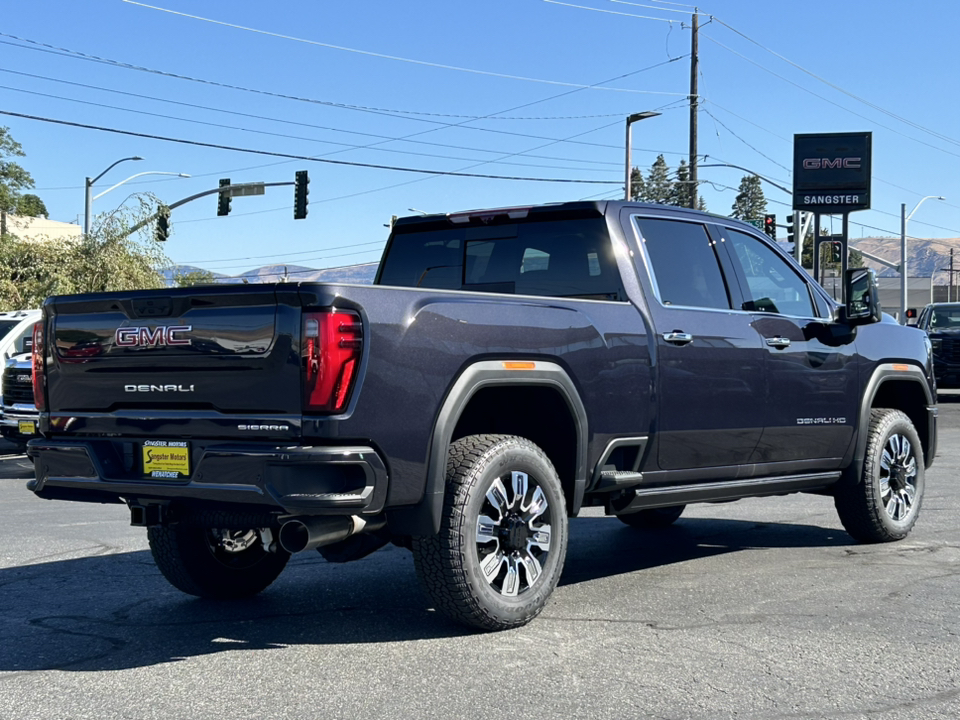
[914,303,960,389]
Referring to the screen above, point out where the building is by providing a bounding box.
[0,214,82,243]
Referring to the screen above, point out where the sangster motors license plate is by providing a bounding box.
[18,421,36,435]
[142,440,190,479]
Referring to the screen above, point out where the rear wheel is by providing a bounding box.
[834,408,924,543]
[412,434,568,631]
[617,505,685,528]
[148,524,289,599]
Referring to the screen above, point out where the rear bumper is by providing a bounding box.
[27,438,389,516]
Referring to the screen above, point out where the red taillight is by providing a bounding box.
[32,321,45,411]
[302,309,362,412]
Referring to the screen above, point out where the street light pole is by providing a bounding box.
[624,111,661,201]
[84,156,142,236]
[900,195,946,324]
[92,172,191,201]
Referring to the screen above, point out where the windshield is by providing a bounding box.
[930,306,960,329]
[0,321,20,340]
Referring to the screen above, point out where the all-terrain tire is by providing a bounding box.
[148,523,289,599]
[616,505,686,528]
[412,434,568,631]
[834,408,924,543]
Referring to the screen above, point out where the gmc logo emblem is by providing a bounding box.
[115,325,192,347]
[802,157,861,170]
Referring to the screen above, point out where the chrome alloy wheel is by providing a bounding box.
[209,528,260,553]
[475,471,553,597]
[880,433,918,522]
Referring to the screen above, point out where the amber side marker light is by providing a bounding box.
[502,361,536,370]
[892,364,910,372]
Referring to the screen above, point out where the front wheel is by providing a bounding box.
[148,524,290,599]
[412,434,568,631]
[834,408,924,543]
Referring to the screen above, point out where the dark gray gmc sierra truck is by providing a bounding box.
[27,201,937,631]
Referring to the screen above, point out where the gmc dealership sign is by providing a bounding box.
[793,132,871,212]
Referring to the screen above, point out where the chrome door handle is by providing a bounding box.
[766,336,791,349]
[663,332,694,345]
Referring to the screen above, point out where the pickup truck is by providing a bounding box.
[914,302,960,389]
[1,353,40,449]
[27,201,937,631]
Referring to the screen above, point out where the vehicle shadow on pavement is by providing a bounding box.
[0,516,848,672]
[561,515,849,587]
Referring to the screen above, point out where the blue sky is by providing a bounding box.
[3,0,959,276]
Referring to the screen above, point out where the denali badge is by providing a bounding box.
[125,384,195,392]
[115,325,192,347]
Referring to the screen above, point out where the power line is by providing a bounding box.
[700,31,960,161]
[544,1,678,23]
[122,1,686,95]
[0,35,688,156]
[178,240,386,266]
[0,83,621,176]
[710,15,960,150]
[188,247,384,274]
[0,110,620,185]
[1,68,627,170]
[701,108,789,172]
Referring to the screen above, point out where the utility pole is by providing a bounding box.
[939,248,957,302]
[688,7,699,209]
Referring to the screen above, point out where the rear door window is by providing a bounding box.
[632,217,731,310]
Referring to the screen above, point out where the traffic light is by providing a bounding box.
[763,214,776,238]
[217,178,231,216]
[155,205,170,242]
[294,170,309,220]
[785,214,795,245]
[831,241,843,263]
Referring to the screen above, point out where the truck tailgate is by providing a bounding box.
[44,285,301,439]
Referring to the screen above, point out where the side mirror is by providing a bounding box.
[905,307,919,326]
[843,267,881,326]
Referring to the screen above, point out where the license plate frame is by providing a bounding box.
[18,420,36,436]
[142,440,190,479]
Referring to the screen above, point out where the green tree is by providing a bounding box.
[800,231,864,274]
[174,268,217,287]
[15,193,48,218]
[730,175,767,225]
[0,127,35,217]
[644,155,673,205]
[669,159,693,208]
[0,194,170,310]
[629,167,646,202]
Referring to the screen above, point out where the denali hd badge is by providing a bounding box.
[115,325,192,347]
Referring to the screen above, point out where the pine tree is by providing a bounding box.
[645,155,673,205]
[629,167,645,202]
[670,160,693,208]
[730,175,767,226]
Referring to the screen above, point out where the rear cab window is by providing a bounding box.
[377,214,625,302]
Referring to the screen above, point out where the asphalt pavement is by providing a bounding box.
[1,405,959,720]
